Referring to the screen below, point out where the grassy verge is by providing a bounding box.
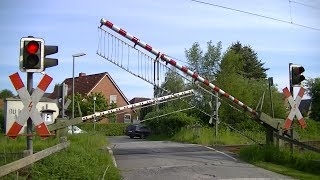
[148,125,320,179]
[254,161,320,180]
[0,133,120,179]
[169,126,264,145]
[239,145,320,179]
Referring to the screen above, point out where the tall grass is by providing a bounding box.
[0,133,120,179]
[0,134,59,166]
[239,145,320,176]
[171,126,265,145]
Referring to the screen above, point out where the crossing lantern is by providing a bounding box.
[44,45,58,69]
[20,37,44,72]
[20,37,58,72]
[290,64,305,86]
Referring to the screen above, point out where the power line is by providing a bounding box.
[190,0,320,31]
[290,0,320,10]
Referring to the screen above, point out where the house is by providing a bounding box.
[129,97,152,122]
[50,72,133,123]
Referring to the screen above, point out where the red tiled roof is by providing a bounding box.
[129,97,151,104]
[49,72,106,99]
[64,72,106,96]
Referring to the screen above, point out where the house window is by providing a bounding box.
[110,95,117,104]
[124,114,131,123]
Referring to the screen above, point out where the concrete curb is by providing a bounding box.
[106,146,117,168]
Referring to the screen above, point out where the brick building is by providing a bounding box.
[51,72,133,123]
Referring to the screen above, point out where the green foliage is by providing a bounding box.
[171,126,264,145]
[306,78,320,121]
[185,41,222,80]
[0,135,59,166]
[32,133,120,179]
[158,68,185,95]
[144,109,198,136]
[216,49,286,126]
[295,118,320,140]
[107,102,117,123]
[78,123,129,136]
[239,145,320,175]
[66,92,108,118]
[229,42,269,79]
[0,89,14,99]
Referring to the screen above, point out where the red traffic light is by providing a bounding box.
[26,41,39,54]
[290,64,305,86]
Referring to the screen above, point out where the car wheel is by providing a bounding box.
[129,135,134,139]
[140,133,145,139]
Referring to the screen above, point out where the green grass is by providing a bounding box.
[170,126,265,145]
[0,133,120,179]
[254,161,320,180]
[239,145,320,178]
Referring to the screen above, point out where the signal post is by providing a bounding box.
[288,63,305,153]
[17,36,59,155]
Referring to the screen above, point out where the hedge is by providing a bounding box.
[78,123,129,136]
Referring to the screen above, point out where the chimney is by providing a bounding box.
[79,72,86,77]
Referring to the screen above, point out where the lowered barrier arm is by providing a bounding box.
[99,18,282,131]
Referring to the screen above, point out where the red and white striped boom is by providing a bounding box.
[82,89,194,121]
[100,18,258,117]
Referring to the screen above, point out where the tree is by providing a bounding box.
[154,67,189,111]
[229,42,269,79]
[185,41,222,81]
[216,48,286,128]
[306,78,320,121]
[184,41,223,124]
[66,92,108,120]
[0,89,14,99]
[159,68,185,95]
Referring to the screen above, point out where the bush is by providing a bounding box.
[78,123,129,136]
[144,110,198,136]
[295,118,320,141]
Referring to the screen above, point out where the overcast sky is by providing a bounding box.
[1,0,319,101]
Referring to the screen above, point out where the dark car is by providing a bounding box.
[125,124,151,139]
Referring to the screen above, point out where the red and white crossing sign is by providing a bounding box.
[282,87,307,130]
[7,72,52,139]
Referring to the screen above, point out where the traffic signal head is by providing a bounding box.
[44,45,58,69]
[20,37,58,73]
[290,64,305,86]
[20,37,44,72]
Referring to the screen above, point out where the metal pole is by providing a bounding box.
[289,63,294,153]
[26,72,33,155]
[72,56,75,120]
[72,56,75,134]
[215,92,219,137]
[268,77,275,118]
[93,96,96,131]
[62,83,65,118]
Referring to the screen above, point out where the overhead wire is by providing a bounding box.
[190,0,320,31]
[290,0,320,10]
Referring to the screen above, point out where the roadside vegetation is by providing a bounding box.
[239,145,320,179]
[141,40,320,179]
[0,133,120,179]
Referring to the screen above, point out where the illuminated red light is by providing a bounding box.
[26,41,39,54]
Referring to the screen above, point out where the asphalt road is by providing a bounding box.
[108,136,290,180]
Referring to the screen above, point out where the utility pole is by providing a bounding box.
[26,72,33,155]
[215,92,220,138]
[289,63,294,153]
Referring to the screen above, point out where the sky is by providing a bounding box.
[1,0,319,101]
